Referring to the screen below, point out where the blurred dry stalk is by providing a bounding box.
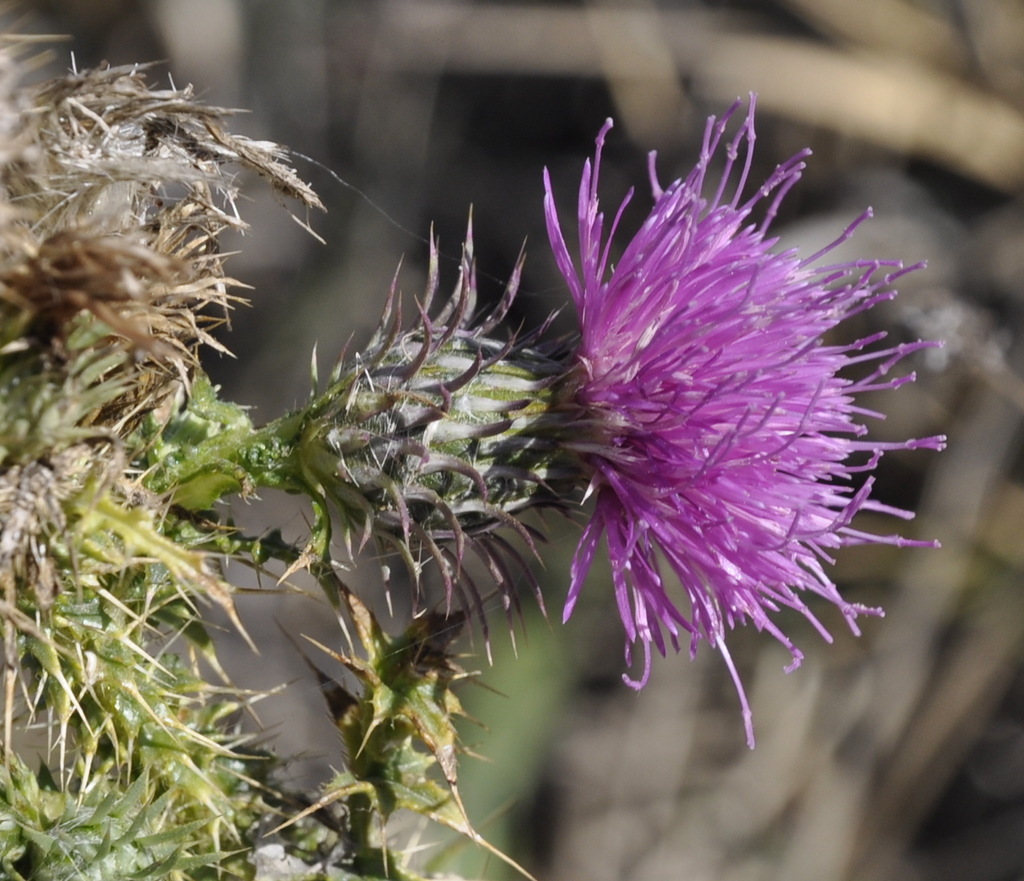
[371,0,1024,190]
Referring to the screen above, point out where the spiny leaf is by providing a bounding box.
[73,489,253,651]
[285,584,533,878]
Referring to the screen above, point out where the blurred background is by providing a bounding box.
[15,1,1024,879]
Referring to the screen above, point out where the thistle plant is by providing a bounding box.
[0,42,327,880]
[0,35,943,881]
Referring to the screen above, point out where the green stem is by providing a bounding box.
[144,382,309,511]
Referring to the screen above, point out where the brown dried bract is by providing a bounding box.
[0,52,323,432]
[0,229,182,355]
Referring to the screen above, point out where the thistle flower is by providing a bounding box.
[142,94,943,757]
[543,98,945,746]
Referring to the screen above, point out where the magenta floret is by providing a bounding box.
[543,97,945,746]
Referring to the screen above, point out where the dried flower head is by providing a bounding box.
[0,48,321,850]
[543,98,945,745]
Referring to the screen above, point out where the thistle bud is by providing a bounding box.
[296,227,588,618]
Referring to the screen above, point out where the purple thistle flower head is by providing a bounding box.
[543,97,945,747]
